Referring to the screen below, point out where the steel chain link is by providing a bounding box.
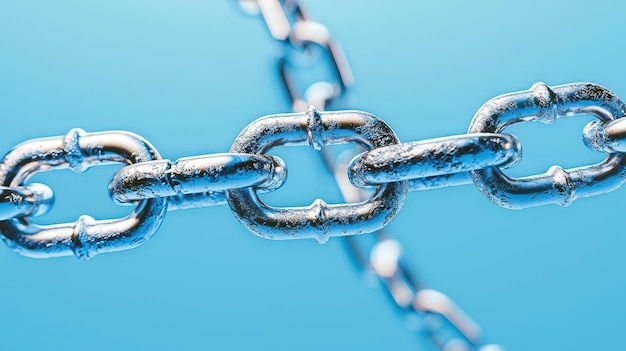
[1,0,626,349]
[0,128,168,259]
[247,1,508,349]
[227,106,408,243]
[109,153,287,210]
[0,183,54,221]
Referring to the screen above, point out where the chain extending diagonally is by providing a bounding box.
[2,2,626,350]
[324,148,504,351]
[246,0,506,349]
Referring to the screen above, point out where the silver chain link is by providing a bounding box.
[2,0,626,349]
[0,128,168,259]
[0,183,54,221]
[109,152,287,210]
[246,1,507,349]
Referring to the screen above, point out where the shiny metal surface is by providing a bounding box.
[2,1,625,350]
[253,2,504,348]
[227,105,408,243]
[0,128,167,259]
[469,82,626,209]
[349,133,521,190]
[109,153,286,209]
[323,146,504,350]
[256,0,310,41]
[407,170,475,192]
[275,4,353,112]
[584,117,626,153]
[0,183,54,220]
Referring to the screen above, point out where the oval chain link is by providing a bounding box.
[469,82,626,209]
[109,153,287,210]
[325,148,504,351]
[349,133,522,191]
[246,1,506,349]
[226,106,408,243]
[0,3,625,350]
[0,128,168,260]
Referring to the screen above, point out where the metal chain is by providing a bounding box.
[2,0,626,349]
[0,184,54,221]
[243,1,508,349]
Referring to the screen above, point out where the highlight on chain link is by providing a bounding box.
[3,1,625,350]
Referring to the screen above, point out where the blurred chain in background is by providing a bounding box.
[242,1,507,349]
[1,1,626,349]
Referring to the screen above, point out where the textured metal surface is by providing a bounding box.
[349,133,521,190]
[0,183,54,220]
[251,2,504,349]
[2,2,626,350]
[0,128,167,260]
[109,153,286,209]
[227,106,408,243]
[584,117,626,153]
[323,147,504,351]
[469,82,626,209]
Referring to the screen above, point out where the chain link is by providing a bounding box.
[0,184,54,221]
[109,153,287,210]
[349,133,522,191]
[584,116,626,153]
[226,105,407,243]
[0,128,167,259]
[323,148,504,351]
[253,0,353,111]
[469,82,626,209]
[248,1,507,349]
[2,1,626,349]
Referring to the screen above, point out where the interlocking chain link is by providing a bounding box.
[469,82,626,209]
[109,153,287,210]
[349,133,521,191]
[244,1,507,349]
[323,147,505,351]
[2,1,626,349]
[0,128,167,259]
[0,184,54,221]
[227,106,408,243]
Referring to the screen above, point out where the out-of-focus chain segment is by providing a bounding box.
[241,0,353,112]
[0,1,623,349]
[0,3,620,254]
[247,1,507,349]
[323,147,504,351]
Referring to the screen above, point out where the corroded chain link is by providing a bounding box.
[2,1,626,349]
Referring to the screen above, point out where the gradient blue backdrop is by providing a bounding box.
[1,1,625,350]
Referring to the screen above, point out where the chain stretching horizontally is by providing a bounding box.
[245,1,512,349]
[3,1,626,349]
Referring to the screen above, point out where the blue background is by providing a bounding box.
[1,1,625,350]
